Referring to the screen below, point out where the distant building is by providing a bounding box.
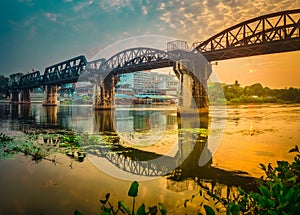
[116,70,178,97]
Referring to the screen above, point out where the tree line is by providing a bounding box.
[208,80,300,104]
[0,73,24,98]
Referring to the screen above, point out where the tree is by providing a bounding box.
[9,73,23,86]
[279,87,300,102]
[0,75,9,93]
[208,82,226,104]
[249,83,264,97]
[223,81,242,100]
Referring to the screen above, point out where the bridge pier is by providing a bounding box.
[10,89,32,104]
[19,89,31,104]
[94,76,116,110]
[10,90,20,103]
[43,85,60,106]
[174,59,210,115]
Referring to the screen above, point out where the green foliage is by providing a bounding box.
[74,210,84,215]
[0,132,87,163]
[203,205,215,215]
[158,203,167,215]
[97,181,167,215]
[209,81,300,104]
[128,181,139,197]
[0,133,13,142]
[0,135,46,162]
[61,134,82,147]
[199,145,300,215]
[0,75,9,94]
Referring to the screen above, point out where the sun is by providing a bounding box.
[249,69,253,73]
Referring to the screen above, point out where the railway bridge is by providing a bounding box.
[9,9,300,114]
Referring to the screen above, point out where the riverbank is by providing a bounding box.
[225,96,298,105]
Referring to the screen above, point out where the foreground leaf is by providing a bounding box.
[158,202,167,215]
[137,204,147,215]
[148,206,158,215]
[74,210,84,215]
[260,163,266,171]
[289,145,299,153]
[203,205,215,215]
[128,181,139,197]
[118,200,131,214]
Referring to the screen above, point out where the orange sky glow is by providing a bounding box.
[212,51,300,88]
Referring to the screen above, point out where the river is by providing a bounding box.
[0,103,299,214]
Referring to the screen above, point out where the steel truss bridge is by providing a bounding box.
[14,9,300,90]
[8,9,300,182]
[194,8,300,61]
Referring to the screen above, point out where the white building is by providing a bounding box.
[116,70,178,96]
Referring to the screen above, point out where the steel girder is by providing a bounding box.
[19,71,42,89]
[80,58,107,83]
[98,47,175,75]
[42,55,88,86]
[195,8,300,61]
[87,58,106,70]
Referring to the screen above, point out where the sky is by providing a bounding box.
[0,0,300,88]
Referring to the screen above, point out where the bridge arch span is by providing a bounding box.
[97,47,173,75]
[195,8,300,61]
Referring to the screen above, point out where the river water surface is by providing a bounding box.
[0,103,299,214]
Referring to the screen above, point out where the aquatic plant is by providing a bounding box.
[0,132,13,142]
[0,132,87,163]
[75,181,168,215]
[197,145,300,214]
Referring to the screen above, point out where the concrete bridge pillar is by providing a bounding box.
[10,90,20,103]
[43,85,60,106]
[94,75,116,110]
[20,89,31,104]
[174,59,210,115]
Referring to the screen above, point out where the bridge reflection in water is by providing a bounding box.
[91,107,257,194]
[0,103,257,196]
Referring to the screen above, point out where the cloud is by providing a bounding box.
[24,17,35,27]
[73,0,93,12]
[142,5,148,15]
[99,0,131,11]
[29,26,36,36]
[45,12,59,22]
[160,12,176,29]
[158,2,165,11]
[8,19,20,29]
[8,16,36,32]
[156,0,300,45]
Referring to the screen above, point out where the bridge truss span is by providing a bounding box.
[43,55,88,85]
[19,71,43,89]
[87,58,106,70]
[98,47,174,75]
[196,8,300,61]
